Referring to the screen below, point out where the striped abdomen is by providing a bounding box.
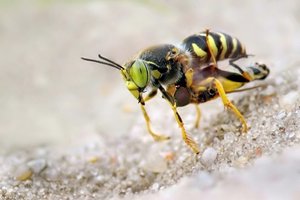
[181,31,247,64]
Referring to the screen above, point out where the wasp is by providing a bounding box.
[82,30,269,154]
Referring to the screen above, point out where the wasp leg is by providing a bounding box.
[140,104,171,141]
[157,84,200,154]
[213,78,248,133]
[229,54,251,65]
[229,56,253,81]
[144,89,158,102]
[194,104,201,129]
[205,29,217,67]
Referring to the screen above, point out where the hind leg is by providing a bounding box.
[229,55,254,81]
[213,78,248,132]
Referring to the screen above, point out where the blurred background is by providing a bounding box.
[0,0,299,153]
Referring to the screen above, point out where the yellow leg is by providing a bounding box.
[194,104,201,129]
[158,84,200,154]
[213,78,248,133]
[242,72,253,81]
[169,103,200,154]
[229,61,253,81]
[140,104,171,141]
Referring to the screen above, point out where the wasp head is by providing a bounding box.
[81,55,150,104]
[122,59,150,103]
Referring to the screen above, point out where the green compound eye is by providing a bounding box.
[129,59,149,88]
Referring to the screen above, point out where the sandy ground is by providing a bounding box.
[0,0,300,199]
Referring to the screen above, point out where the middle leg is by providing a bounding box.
[158,84,200,154]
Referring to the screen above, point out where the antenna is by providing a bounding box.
[81,54,124,70]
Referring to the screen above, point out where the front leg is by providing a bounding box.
[157,84,200,154]
[140,103,170,141]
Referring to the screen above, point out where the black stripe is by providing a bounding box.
[223,32,233,59]
[232,39,242,58]
[196,32,209,50]
[217,69,250,83]
[182,34,207,57]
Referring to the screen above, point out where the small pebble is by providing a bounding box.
[201,147,217,167]
[275,111,286,120]
[286,132,296,140]
[27,159,47,174]
[141,154,167,173]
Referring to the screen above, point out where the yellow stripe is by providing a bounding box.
[230,38,237,57]
[199,33,218,58]
[192,43,207,59]
[217,33,227,60]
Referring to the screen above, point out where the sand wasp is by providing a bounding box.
[82,30,269,154]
